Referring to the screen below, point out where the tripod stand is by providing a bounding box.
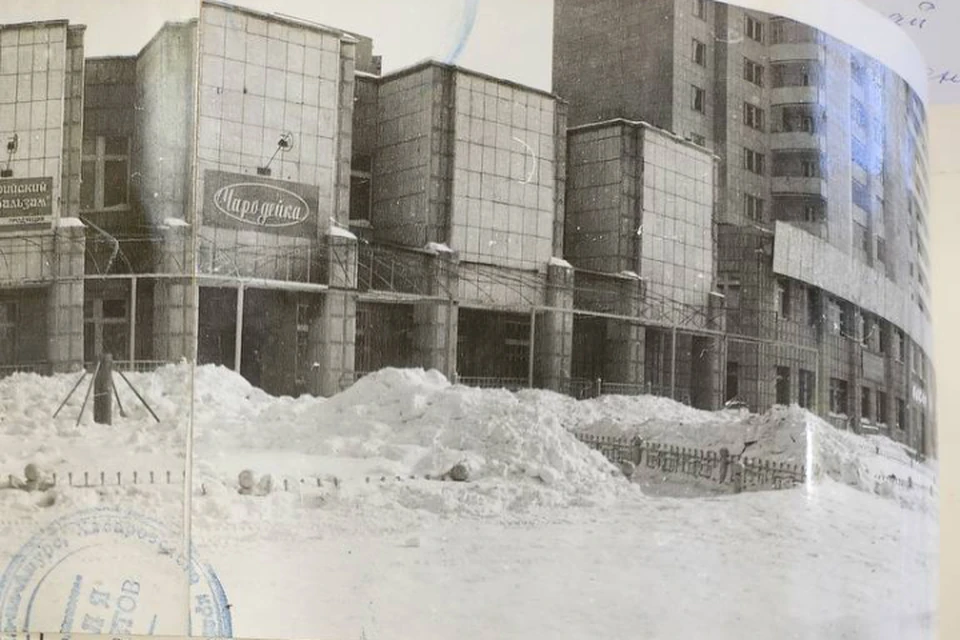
[53,353,160,426]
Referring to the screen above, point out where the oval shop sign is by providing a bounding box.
[213,181,310,228]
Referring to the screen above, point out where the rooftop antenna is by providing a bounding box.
[258,132,293,176]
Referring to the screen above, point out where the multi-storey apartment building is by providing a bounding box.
[554,0,935,455]
[0,0,934,457]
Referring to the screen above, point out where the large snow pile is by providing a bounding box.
[1,366,633,519]
[190,367,630,516]
[575,394,936,511]
[0,365,936,517]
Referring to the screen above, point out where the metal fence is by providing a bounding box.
[574,432,805,492]
[456,376,529,391]
[0,363,51,379]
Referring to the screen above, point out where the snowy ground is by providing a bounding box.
[0,365,939,639]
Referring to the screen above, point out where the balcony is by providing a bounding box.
[771,176,827,197]
[771,86,820,106]
[771,131,822,151]
[769,43,823,63]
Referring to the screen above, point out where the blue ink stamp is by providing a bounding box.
[0,507,232,639]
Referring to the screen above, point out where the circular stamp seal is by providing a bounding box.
[0,507,232,638]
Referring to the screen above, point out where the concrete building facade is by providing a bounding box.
[0,0,935,457]
[554,0,935,455]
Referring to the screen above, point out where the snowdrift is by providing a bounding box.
[0,365,937,519]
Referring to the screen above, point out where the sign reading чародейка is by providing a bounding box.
[203,170,318,237]
[0,177,54,229]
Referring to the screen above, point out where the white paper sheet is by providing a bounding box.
[860,0,960,103]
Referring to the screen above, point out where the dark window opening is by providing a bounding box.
[798,369,815,409]
[744,58,765,86]
[744,193,764,221]
[726,361,739,402]
[692,85,705,113]
[746,15,764,42]
[829,378,849,415]
[775,366,790,405]
[693,39,707,66]
[877,391,889,425]
[861,387,873,421]
[744,102,765,131]
[744,148,765,174]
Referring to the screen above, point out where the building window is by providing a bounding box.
[745,15,765,43]
[800,159,818,178]
[775,278,791,318]
[691,85,705,113]
[877,390,889,425]
[726,361,739,402]
[862,314,879,351]
[693,0,706,19]
[852,179,871,212]
[878,321,890,354]
[83,297,129,364]
[861,387,873,422]
[743,102,765,131]
[839,303,855,336]
[775,366,791,405]
[896,398,906,429]
[895,329,905,361]
[798,369,815,409]
[81,136,130,211]
[805,287,820,326]
[692,39,707,66]
[803,204,819,222]
[349,155,373,222]
[744,58,764,86]
[349,176,371,221]
[688,132,706,147]
[744,193,764,221]
[744,148,765,175]
[829,378,849,415]
[826,297,842,334]
[854,222,869,261]
[0,301,15,365]
[876,237,886,264]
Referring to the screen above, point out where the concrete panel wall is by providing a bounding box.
[196,4,353,279]
[370,66,434,246]
[0,23,69,218]
[134,22,196,229]
[450,72,558,269]
[553,0,676,129]
[640,127,714,311]
[565,125,625,273]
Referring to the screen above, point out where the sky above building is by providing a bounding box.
[0,0,554,92]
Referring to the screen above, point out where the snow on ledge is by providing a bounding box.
[548,257,572,269]
[163,217,190,228]
[424,242,454,255]
[327,225,357,240]
[618,270,642,280]
[57,217,84,228]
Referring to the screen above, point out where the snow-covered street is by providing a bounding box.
[0,365,939,639]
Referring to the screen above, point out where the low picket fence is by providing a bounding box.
[573,432,805,492]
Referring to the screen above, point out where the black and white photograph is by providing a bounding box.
[0,0,943,638]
